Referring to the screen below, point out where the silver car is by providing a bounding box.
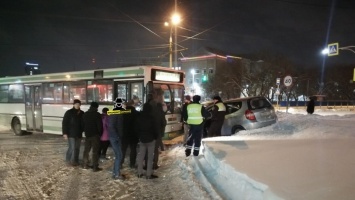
[220,96,278,135]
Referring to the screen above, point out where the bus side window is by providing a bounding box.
[63,81,86,103]
[8,84,24,103]
[87,80,113,103]
[43,83,63,103]
[0,85,9,103]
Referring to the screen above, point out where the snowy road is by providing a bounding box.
[0,132,216,200]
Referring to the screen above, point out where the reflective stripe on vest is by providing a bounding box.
[216,102,226,112]
[187,104,203,125]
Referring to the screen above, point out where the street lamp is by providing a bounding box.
[191,69,195,95]
[165,13,181,69]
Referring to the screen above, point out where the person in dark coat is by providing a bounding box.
[62,99,84,166]
[207,95,226,137]
[181,95,191,144]
[108,97,130,180]
[82,102,103,171]
[143,92,166,170]
[136,103,160,179]
[153,100,167,169]
[307,97,315,114]
[121,100,139,168]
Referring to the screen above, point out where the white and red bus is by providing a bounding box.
[0,66,185,138]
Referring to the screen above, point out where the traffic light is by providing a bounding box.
[202,75,207,82]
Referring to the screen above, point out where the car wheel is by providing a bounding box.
[232,126,245,135]
[11,117,23,136]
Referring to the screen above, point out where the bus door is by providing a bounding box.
[25,85,43,132]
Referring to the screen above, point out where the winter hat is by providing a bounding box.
[90,102,99,108]
[192,95,201,103]
[185,95,191,101]
[212,95,222,102]
[114,97,125,109]
[102,107,109,114]
[73,99,81,105]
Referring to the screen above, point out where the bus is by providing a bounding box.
[0,66,185,137]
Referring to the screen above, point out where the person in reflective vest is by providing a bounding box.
[208,95,226,137]
[183,95,211,157]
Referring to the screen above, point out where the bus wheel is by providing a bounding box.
[11,117,23,136]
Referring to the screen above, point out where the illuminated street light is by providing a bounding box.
[321,48,329,55]
[171,13,181,25]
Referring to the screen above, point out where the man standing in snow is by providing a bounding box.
[208,95,226,137]
[136,103,160,179]
[82,102,103,172]
[108,97,131,180]
[121,100,139,168]
[307,96,315,114]
[181,95,191,144]
[184,95,211,157]
[62,99,84,166]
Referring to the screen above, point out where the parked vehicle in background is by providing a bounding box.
[202,96,277,136]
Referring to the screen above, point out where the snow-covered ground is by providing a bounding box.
[1,107,355,199]
[0,124,10,132]
[190,108,355,200]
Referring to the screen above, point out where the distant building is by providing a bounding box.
[178,48,263,100]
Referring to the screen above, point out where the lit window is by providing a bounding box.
[43,83,63,103]
[64,81,86,103]
[87,80,113,103]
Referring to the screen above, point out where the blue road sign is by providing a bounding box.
[328,43,339,56]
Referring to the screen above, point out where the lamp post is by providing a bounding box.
[191,69,195,95]
[165,13,181,69]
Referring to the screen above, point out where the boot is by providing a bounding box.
[185,149,191,157]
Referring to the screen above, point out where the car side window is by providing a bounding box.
[226,102,242,114]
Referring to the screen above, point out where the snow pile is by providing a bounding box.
[186,110,355,199]
[0,125,10,132]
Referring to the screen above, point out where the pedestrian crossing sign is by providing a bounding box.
[328,43,339,56]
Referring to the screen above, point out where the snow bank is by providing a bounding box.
[0,125,10,132]
[197,143,282,200]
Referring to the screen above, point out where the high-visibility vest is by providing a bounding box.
[187,104,203,125]
[216,102,226,112]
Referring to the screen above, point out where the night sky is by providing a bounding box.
[1,0,355,77]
